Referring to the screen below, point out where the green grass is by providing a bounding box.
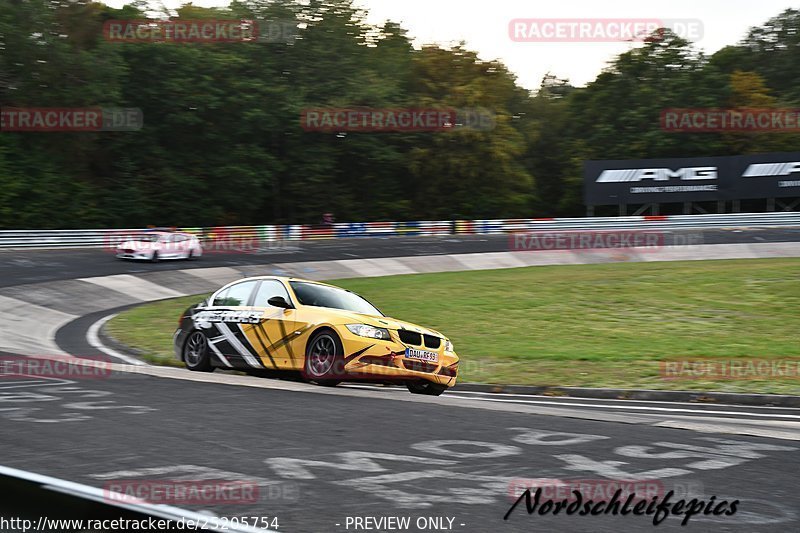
[106,258,800,394]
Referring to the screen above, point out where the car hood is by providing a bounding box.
[315,307,444,337]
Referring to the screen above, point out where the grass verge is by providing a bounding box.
[106,258,800,394]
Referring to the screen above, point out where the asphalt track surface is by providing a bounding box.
[2,229,800,533]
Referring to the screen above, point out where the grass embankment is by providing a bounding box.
[106,258,800,394]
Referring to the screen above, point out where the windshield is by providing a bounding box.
[289,282,382,316]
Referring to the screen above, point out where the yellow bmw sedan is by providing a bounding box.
[174,276,459,395]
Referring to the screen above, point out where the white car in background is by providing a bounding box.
[115,231,202,262]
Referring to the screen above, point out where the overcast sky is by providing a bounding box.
[103,0,796,90]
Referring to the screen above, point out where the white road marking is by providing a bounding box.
[343,384,800,417]
[446,389,800,410]
[267,451,457,480]
[509,427,610,446]
[0,465,272,532]
[454,396,800,419]
[86,313,147,366]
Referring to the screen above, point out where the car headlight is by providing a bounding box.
[346,324,391,340]
[445,339,454,352]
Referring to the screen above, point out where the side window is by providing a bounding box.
[212,288,229,306]
[213,281,258,307]
[253,280,291,308]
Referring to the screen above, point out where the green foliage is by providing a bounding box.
[1,2,799,228]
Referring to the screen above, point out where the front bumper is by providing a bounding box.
[116,250,152,260]
[338,329,459,387]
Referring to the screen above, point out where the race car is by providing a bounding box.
[115,230,202,261]
[173,276,459,395]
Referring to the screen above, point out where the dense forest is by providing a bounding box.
[1,0,799,228]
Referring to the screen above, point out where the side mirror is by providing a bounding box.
[268,296,293,309]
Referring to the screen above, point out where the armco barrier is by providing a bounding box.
[0,212,799,249]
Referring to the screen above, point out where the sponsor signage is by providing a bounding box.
[731,153,800,200]
[584,152,800,204]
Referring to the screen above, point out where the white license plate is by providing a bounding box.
[405,348,438,363]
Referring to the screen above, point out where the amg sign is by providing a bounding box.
[596,167,717,182]
[584,152,800,205]
[742,162,800,177]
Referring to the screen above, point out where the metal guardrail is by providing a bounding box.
[0,464,270,533]
[0,212,798,249]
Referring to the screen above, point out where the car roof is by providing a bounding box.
[219,276,340,289]
[139,230,193,237]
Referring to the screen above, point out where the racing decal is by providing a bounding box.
[195,321,235,368]
[206,339,234,368]
[265,323,314,354]
[191,307,265,368]
[193,309,265,326]
[247,322,282,369]
[344,346,375,366]
[216,322,262,368]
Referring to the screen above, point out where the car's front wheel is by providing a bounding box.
[406,380,446,396]
[304,329,344,386]
[183,331,213,372]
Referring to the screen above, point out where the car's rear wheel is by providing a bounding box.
[184,331,213,372]
[406,380,446,396]
[304,329,344,386]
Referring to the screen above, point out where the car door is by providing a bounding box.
[172,234,190,258]
[205,280,263,370]
[242,279,304,370]
[157,234,178,259]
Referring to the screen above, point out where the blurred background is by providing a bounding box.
[1,0,799,229]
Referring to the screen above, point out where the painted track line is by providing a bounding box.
[86,313,148,366]
[345,384,800,413]
[446,389,800,411]
[454,396,800,420]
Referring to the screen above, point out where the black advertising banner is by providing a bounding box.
[584,156,732,205]
[584,152,800,205]
[729,152,800,200]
